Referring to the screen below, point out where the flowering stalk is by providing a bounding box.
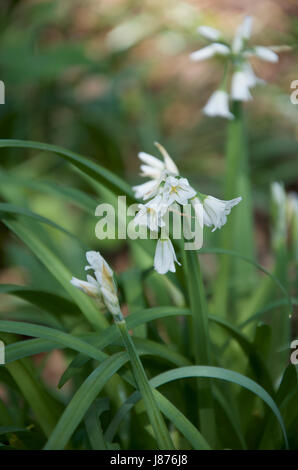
[71,251,173,450]
[190,16,279,119]
[116,318,174,449]
[214,100,255,318]
[190,17,281,317]
[184,250,216,445]
[182,217,216,446]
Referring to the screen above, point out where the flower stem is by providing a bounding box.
[116,317,174,450]
[184,250,216,447]
[214,100,255,319]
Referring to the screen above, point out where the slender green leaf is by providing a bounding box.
[0,139,135,203]
[2,218,107,329]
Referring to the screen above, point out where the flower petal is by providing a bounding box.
[203,90,234,119]
[190,43,230,61]
[197,25,222,41]
[253,46,279,63]
[138,151,164,170]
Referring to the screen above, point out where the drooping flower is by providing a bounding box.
[197,25,222,41]
[203,90,234,119]
[71,251,121,316]
[132,179,160,200]
[201,195,242,232]
[138,151,165,179]
[134,195,167,232]
[154,238,181,274]
[231,71,253,102]
[190,16,280,118]
[190,43,230,61]
[246,46,279,63]
[133,144,242,274]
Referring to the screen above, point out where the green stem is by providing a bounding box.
[116,317,174,450]
[214,100,255,320]
[184,250,216,447]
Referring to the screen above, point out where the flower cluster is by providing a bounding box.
[133,143,242,274]
[190,16,279,119]
[71,251,121,316]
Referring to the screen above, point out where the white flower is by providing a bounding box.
[287,192,298,218]
[133,179,160,200]
[197,25,221,41]
[239,15,253,40]
[190,15,280,108]
[251,46,279,63]
[138,151,165,179]
[70,275,100,298]
[271,182,286,207]
[202,195,242,231]
[71,251,121,316]
[203,90,234,119]
[134,195,167,232]
[154,238,181,274]
[133,143,179,200]
[162,176,197,206]
[138,145,179,180]
[190,43,230,61]
[232,16,253,53]
[241,62,264,88]
[154,142,179,176]
[231,71,253,101]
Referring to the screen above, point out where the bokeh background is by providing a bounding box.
[0,0,297,388]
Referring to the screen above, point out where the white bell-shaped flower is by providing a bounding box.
[133,179,160,201]
[154,238,181,274]
[202,195,242,231]
[203,90,234,119]
[231,70,253,101]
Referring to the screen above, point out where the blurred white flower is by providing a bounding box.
[271,182,286,207]
[190,16,280,116]
[203,90,234,119]
[71,251,121,316]
[190,43,230,61]
[232,15,253,53]
[231,71,253,101]
[154,238,181,274]
[249,46,279,63]
[197,25,221,41]
[202,196,242,231]
[133,179,160,200]
[241,62,265,88]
